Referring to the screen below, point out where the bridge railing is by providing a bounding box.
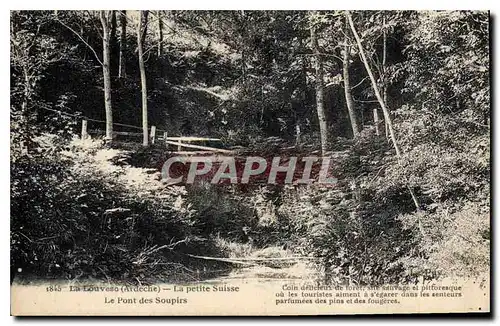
[81,119,228,153]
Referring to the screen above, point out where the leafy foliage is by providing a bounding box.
[10,10,490,284]
[11,137,225,282]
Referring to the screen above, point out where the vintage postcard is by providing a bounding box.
[10,9,490,316]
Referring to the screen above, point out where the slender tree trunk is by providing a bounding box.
[382,15,389,139]
[310,12,329,155]
[118,10,127,78]
[137,11,149,146]
[100,11,113,140]
[141,11,149,49]
[346,11,421,214]
[342,21,359,138]
[300,37,308,106]
[157,10,163,57]
[110,10,118,76]
[241,10,247,84]
[295,36,308,145]
[111,11,117,37]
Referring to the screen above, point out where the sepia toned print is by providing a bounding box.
[10,10,490,315]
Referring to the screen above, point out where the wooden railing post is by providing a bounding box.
[178,139,182,151]
[81,119,88,140]
[163,131,168,149]
[150,125,156,144]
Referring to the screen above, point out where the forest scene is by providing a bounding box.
[10,10,490,287]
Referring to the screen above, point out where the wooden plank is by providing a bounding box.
[166,136,222,142]
[86,130,222,146]
[165,140,232,153]
[87,129,105,135]
[88,130,145,136]
[114,131,143,136]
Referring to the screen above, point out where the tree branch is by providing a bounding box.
[351,76,370,89]
[55,15,103,66]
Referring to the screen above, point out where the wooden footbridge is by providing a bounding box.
[80,118,234,155]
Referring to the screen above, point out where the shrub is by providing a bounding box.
[186,183,259,242]
[10,136,220,282]
[398,200,490,280]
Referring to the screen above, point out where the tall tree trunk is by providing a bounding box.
[141,11,149,49]
[342,21,359,138]
[137,11,149,146]
[110,10,118,76]
[346,11,421,215]
[310,12,329,155]
[157,10,163,57]
[382,15,389,139]
[111,11,117,37]
[295,36,308,145]
[100,11,113,141]
[300,37,308,106]
[240,10,247,84]
[118,10,127,78]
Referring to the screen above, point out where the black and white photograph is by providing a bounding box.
[9,8,490,315]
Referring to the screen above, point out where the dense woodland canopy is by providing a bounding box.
[11,10,490,284]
